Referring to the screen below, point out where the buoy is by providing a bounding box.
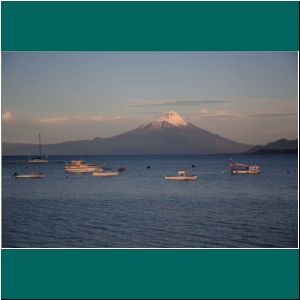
[192,164,195,168]
[147,165,151,169]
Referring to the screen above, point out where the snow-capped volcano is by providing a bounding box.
[4,111,251,155]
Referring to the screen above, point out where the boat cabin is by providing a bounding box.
[178,170,188,176]
[70,160,85,167]
[248,165,261,171]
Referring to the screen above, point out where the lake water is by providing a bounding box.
[2,155,298,248]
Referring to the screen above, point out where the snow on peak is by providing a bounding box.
[150,111,188,128]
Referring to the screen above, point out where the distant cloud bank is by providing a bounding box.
[129,99,228,107]
[39,114,125,124]
[191,110,297,120]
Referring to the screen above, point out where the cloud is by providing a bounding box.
[39,114,125,124]
[194,109,242,119]
[2,111,13,122]
[130,97,298,109]
[249,112,297,118]
[192,110,297,120]
[129,99,228,107]
[250,97,297,102]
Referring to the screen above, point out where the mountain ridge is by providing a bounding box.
[246,138,298,154]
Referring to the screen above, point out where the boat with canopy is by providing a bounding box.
[64,160,101,173]
[229,159,261,174]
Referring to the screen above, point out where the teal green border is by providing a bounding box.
[1,1,299,51]
[2,249,299,299]
[1,1,299,299]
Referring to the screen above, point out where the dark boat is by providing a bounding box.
[118,165,126,172]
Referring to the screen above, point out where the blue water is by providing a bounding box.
[2,155,298,248]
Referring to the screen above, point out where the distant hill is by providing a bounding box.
[3,111,251,155]
[251,149,297,155]
[246,139,298,154]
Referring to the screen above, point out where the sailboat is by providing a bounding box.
[28,133,49,163]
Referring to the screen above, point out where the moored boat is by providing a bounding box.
[93,170,119,176]
[28,133,49,163]
[64,160,101,173]
[28,158,49,163]
[13,172,45,179]
[118,165,126,172]
[229,159,261,174]
[164,170,197,180]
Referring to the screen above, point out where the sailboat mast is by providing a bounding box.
[39,133,42,158]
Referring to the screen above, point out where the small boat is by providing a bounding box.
[93,170,119,177]
[64,160,101,173]
[164,170,197,180]
[13,172,45,179]
[28,158,49,163]
[229,159,261,174]
[28,133,49,163]
[118,165,126,172]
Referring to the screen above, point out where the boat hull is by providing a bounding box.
[164,176,197,180]
[231,170,261,174]
[28,159,49,163]
[65,167,98,173]
[14,174,45,179]
[93,171,119,176]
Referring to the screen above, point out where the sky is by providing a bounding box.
[1,51,298,145]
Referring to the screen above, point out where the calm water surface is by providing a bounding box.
[2,155,298,248]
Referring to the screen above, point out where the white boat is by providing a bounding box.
[28,158,49,163]
[93,170,119,177]
[229,159,261,174]
[64,160,101,173]
[28,133,49,163]
[13,172,45,179]
[165,170,197,180]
